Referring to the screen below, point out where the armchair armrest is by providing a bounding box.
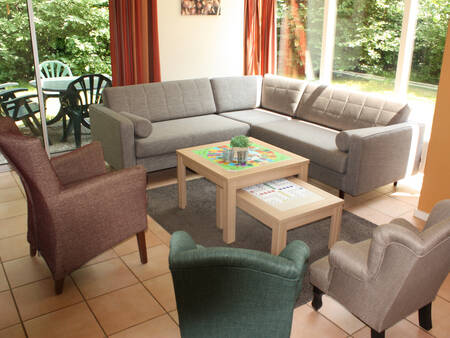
[339,122,422,195]
[329,241,369,281]
[50,141,107,186]
[89,104,136,170]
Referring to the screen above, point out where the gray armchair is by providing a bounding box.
[169,231,310,338]
[310,200,450,338]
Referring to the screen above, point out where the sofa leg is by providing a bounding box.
[419,303,432,331]
[339,190,345,199]
[136,231,148,264]
[371,328,385,338]
[54,278,64,295]
[311,286,323,311]
[393,181,398,187]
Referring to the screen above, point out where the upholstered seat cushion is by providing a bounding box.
[219,108,291,126]
[251,119,348,173]
[135,114,250,158]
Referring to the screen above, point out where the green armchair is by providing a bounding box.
[169,231,310,338]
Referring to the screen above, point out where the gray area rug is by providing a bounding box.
[147,178,377,306]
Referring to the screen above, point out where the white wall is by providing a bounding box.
[158,0,244,81]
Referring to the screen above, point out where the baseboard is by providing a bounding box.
[414,209,429,221]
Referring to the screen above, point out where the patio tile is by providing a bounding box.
[352,319,432,337]
[363,196,413,218]
[0,234,29,262]
[122,244,170,282]
[0,324,26,338]
[82,249,117,267]
[0,187,23,204]
[0,215,27,239]
[147,217,171,246]
[113,230,162,257]
[0,290,20,330]
[143,273,177,312]
[88,283,165,335]
[0,172,19,190]
[0,200,27,220]
[0,265,8,292]
[346,204,392,225]
[110,314,181,338]
[3,256,51,288]
[438,273,450,302]
[407,296,450,338]
[169,310,179,325]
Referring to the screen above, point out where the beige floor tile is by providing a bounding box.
[0,324,26,338]
[12,277,83,321]
[407,296,450,338]
[314,295,365,334]
[346,204,393,225]
[0,265,8,292]
[352,319,432,337]
[113,230,162,257]
[0,290,20,330]
[364,196,414,218]
[83,249,118,267]
[88,283,165,335]
[3,256,51,288]
[147,216,171,246]
[0,234,29,262]
[143,273,176,312]
[388,187,420,208]
[290,304,347,337]
[110,314,181,338]
[0,215,27,239]
[122,244,170,282]
[343,190,383,208]
[169,310,179,325]
[0,187,23,204]
[24,302,104,338]
[0,172,19,190]
[0,199,27,220]
[438,273,450,302]
[71,258,138,299]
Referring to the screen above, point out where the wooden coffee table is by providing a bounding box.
[176,137,309,244]
[237,178,344,255]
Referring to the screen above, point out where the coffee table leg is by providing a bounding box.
[177,154,187,209]
[271,223,287,255]
[222,185,236,244]
[298,164,309,181]
[329,205,343,248]
[216,186,224,229]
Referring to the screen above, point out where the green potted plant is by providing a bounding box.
[230,135,250,164]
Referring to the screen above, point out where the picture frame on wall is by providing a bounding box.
[181,0,221,15]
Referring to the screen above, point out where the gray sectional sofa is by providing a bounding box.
[90,74,423,196]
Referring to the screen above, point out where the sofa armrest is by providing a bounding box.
[329,241,369,281]
[339,122,422,195]
[89,104,136,170]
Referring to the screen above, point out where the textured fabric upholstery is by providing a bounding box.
[219,108,291,126]
[170,231,310,338]
[102,78,216,122]
[135,115,250,158]
[0,117,148,286]
[251,119,348,173]
[297,83,410,130]
[261,73,307,116]
[119,111,152,138]
[210,75,262,113]
[310,200,450,333]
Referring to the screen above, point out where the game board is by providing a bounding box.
[193,142,291,171]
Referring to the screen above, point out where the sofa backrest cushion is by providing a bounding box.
[261,74,307,116]
[296,83,410,130]
[102,78,216,122]
[210,76,262,113]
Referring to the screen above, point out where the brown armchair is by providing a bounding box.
[310,200,450,338]
[0,117,148,294]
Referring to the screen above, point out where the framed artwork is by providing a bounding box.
[181,0,222,16]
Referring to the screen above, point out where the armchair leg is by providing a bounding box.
[311,286,324,311]
[30,246,37,257]
[339,190,345,199]
[54,278,64,295]
[419,303,432,330]
[393,181,398,187]
[136,231,148,264]
[371,328,385,338]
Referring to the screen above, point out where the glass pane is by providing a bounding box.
[33,0,111,154]
[407,0,449,139]
[332,0,403,93]
[0,0,41,165]
[277,0,324,80]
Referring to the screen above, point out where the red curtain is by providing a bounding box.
[244,0,276,75]
[109,0,161,86]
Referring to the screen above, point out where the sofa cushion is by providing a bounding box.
[251,120,348,174]
[102,78,216,122]
[219,108,291,127]
[261,74,307,116]
[119,111,152,138]
[210,76,262,113]
[135,115,250,158]
[296,83,410,131]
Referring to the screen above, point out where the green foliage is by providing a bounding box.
[0,0,110,83]
[230,135,250,148]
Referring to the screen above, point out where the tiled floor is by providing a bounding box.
[0,169,448,337]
